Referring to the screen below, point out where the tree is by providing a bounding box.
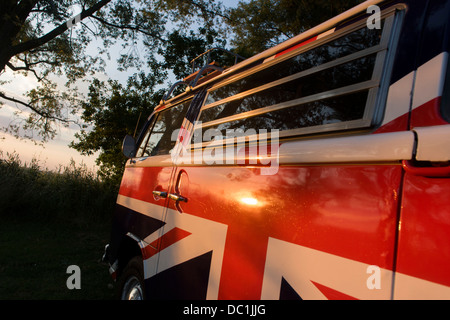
[0,0,225,141]
[68,1,229,183]
[70,72,166,183]
[1,0,112,140]
[227,0,364,56]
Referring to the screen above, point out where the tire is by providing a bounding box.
[117,256,145,300]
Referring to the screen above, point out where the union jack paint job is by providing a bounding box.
[106,0,450,300]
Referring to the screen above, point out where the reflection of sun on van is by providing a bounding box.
[103,0,450,300]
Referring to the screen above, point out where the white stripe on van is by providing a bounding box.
[412,52,448,111]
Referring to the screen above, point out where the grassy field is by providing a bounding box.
[0,152,119,300]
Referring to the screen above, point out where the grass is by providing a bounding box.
[0,151,119,300]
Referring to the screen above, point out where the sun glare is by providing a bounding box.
[240,197,259,206]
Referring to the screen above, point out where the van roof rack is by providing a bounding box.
[161,48,245,103]
[189,47,245,74]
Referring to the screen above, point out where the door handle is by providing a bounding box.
[152,190,168,198]
[402,160,450,178]
[168,193,188,202]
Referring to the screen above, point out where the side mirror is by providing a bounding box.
[122,135,137,158]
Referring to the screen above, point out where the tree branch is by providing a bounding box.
[9,0,112,57]
[0,91,77,125]
[188,0,231,23]
[6,61,45,81]
[16,0,40,24]
[5,61,28,72]
[89,14,166,42]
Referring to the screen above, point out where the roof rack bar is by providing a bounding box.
[190,47,245,73]
[161,81,189,103]
[225,0,385,74]
[161,48,245,104]
[189,64,224,87]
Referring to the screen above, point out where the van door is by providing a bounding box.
[142,90,225,300]
[114,98,192,286]
[393,0,450,298]
[395,125,450,299]
[167,134,414,300]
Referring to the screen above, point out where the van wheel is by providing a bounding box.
[118,256,145,300]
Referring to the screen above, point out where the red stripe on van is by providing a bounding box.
[274,36,319,59]
[410,96,448,128]
[119,166,173,206]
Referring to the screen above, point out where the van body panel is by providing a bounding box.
[163,164,403,299]
[107,0,450,300]
[395,173,450,299]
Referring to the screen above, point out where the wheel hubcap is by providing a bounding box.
[122,276,144,300]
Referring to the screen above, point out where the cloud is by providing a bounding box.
[0,70,99,171]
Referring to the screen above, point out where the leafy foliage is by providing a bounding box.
[0,0,226,141]
[70,72,165,183]
[0,150,117,220]
[0,151,116,299]
[227,0,364,56]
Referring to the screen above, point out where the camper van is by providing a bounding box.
[104,0,450,300]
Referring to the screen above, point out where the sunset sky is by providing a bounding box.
[0,1,239,172]
[0,62,102,171]
[0,38,136,172]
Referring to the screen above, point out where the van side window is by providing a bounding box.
[198,13,399,140]
[137,99,192,157]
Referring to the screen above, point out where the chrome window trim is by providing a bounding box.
[198,80,379,131]
[372,8,406,125]
[218,3,405,80]
[204,20,373,99]
[180,129,414,165]
[201,43,387,113]
[203,7,398,97]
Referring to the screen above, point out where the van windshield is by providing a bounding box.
[137,99,192,157]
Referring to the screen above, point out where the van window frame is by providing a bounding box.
[135,97,193,158]
[192,6,405,148]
